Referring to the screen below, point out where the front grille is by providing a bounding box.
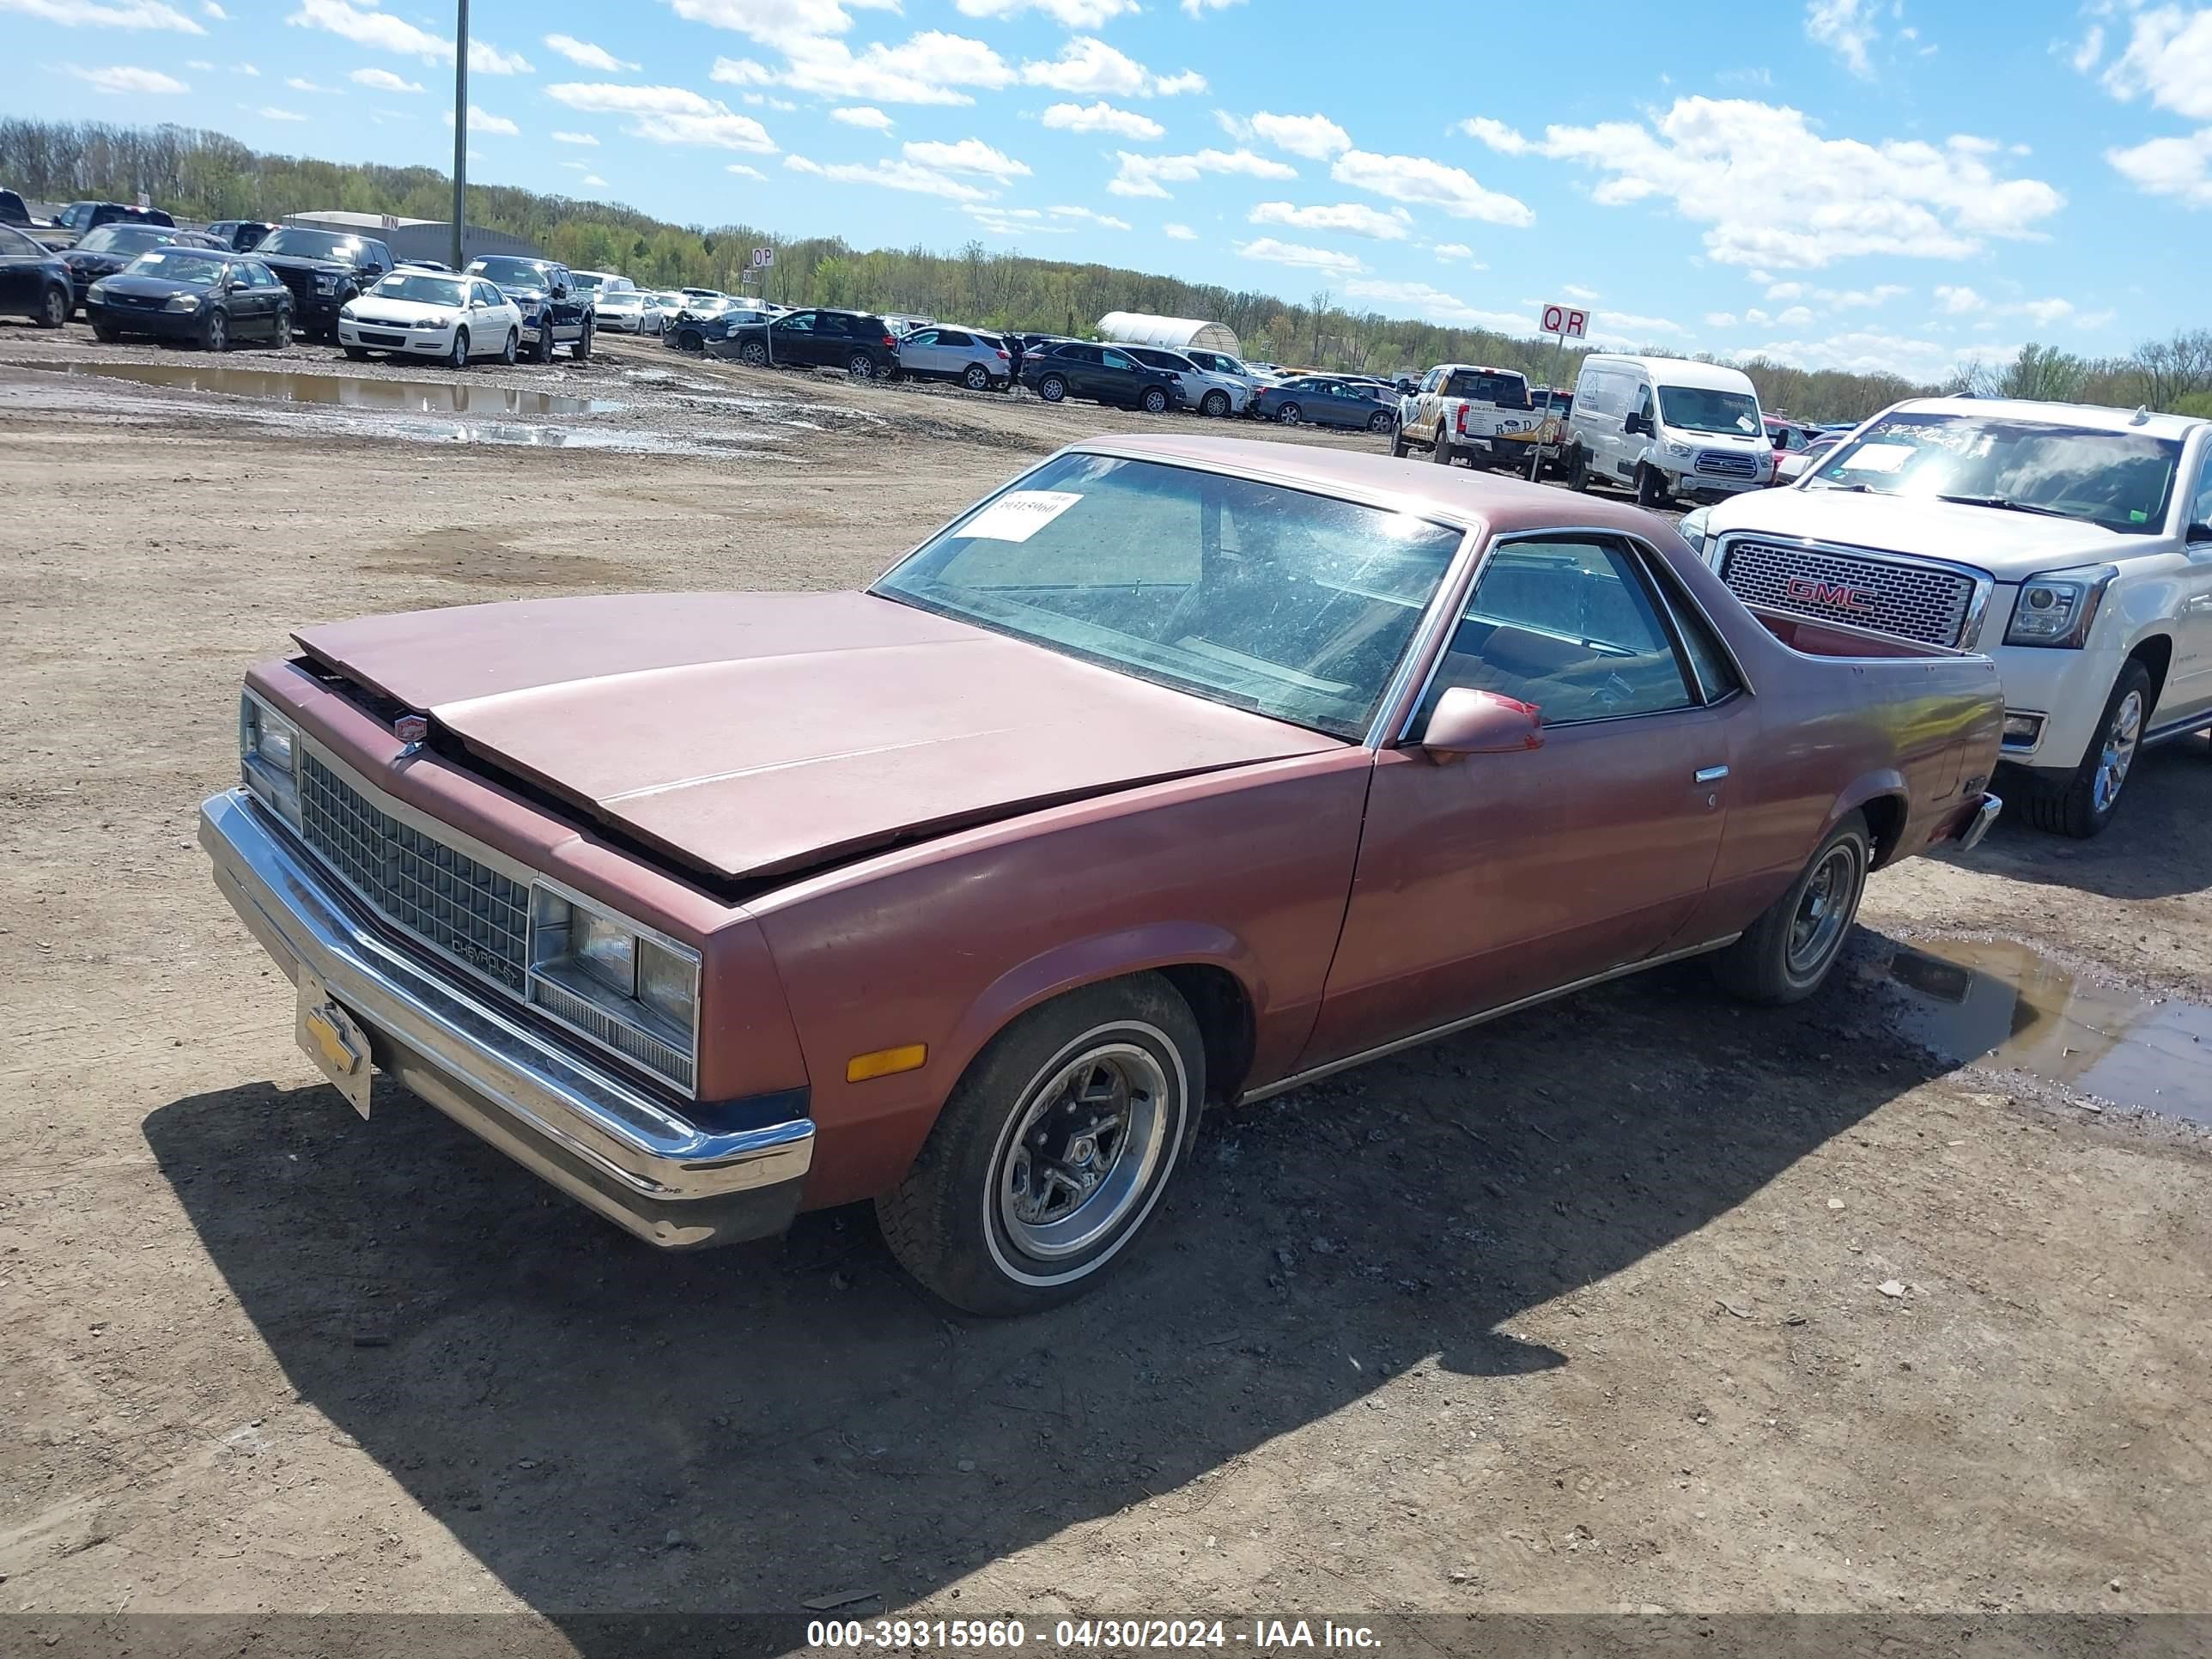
[1720,538,1979,647]
[1696,451,1760,478]
[532,977,694,1091]
[359,330,406,346]
[271,267,316,304]
[299,753,529,992]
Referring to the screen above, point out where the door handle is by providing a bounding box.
[1694,765,1730,783]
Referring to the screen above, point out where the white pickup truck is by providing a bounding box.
[1391,362,1538,469]
[1680,396,2212,837]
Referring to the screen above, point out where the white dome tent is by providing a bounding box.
[1097,312,1243,357]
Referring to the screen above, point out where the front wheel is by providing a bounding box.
[1276,403,1301,426]
[93,324,122,343]
[202,308,230,353]
[963,362,990,391]
[1200,390,1230,417]
[1635,463,1668,508]
[2021,660,2151,839]
[877,975,1203,1316]
[270,306,291,347]
[533,325,555,364]
[1431,430,1454,465]
[448,327,470,370]
[1038,374,1066,403]
[1568,447,1591,492]
[1389,423,1409,459]
[1711,811,1870,1005]
[501,329,518,365]
[738,339,769,367]
[343,344,369,361]
[1140,386,1170,414]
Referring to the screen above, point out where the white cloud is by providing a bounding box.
[1522,96,2063,267]
[443,103,519,135]
[1249,200,1412,240]
[1431,240,1472,259]
[185,54,210,64]
[1455,116,1529,155]
[1243,110,1351,160]
[349,64,422,90]
[552,128,599,143]
[544,33,639,72]
[714,31,1013,106]
[1705,311,1738,327]
[230,58,253,70]
[1561,283,1600,301]
[785,152,990,200]
[1722,327,2008,381]
[964,204,1066,236]
[284,74,337,90]
[255,104,307,118]
[1021,34,1203,96]
[1803,0,1881,77]
[902,137,1031,179]
[1341,279,1527,332]
[1048,203,1131,228]
[1933,283,1984,313]
[68,61,186,90]
[955,0,1137,23]
[2100,3,2212,119]
[1180,0,1243,12]
[1040,99,1161,138]
[201,0,222,11]
[726,161,766,179]
[665,0,902,43]
[287,0,530,73]
[831,104,894,130]
[548,81,776,149]
[3,0,208,29]
[2069,23,2104,74]
[1236,237,1364,276]
[1330,149,1533,226]
[1108,146,1296,198]
[2004,296,2077,327]
[1163,222,1196,240]
[2108,127,2212,206]
[1774,304,1816,326]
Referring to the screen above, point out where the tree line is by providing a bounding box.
[4,117,2204,423]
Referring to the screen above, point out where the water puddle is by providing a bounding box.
[56,361,622,417]
[1869,938,2212,1125]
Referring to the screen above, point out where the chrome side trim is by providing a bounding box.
[2142,711,2212,748]
[199,788,812,1249]
[1239,933,1743,1104]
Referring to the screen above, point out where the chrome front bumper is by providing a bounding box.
[198,788,814,1249]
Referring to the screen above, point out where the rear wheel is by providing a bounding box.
[1367,409,1394,434]
[848,351,878,380]
[1038,374,1067,403]
[963,362,990,391]
[2021,660,2151,840]
[877,975,1204,1316]
[1711,811,1871,1005]
[1431,429,1454,465]
[35,286,66,330]
[1200,389,1230,418]
[1276,403,1301,426]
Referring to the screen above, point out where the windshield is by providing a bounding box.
[570,272,607,289]
[372,272,467,307]
[1657,386,1761,436]
[1807,410,2183,534]
[468,257,550,288]
[125,251,228,285]
[257,228,364,262]
[595,289,643,307]
[873,453,1465,739]
[79,225,175,254]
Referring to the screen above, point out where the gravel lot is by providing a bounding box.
[2,321,2209,1636]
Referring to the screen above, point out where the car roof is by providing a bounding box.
[1070,434,1671,538]
[1891,395,2208,438]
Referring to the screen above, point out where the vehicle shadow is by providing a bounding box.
[144,932,1955,1644]
[1975,738,2212,901]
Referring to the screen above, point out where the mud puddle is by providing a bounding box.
[56,361,621,416]
[1868,937,2212,1124]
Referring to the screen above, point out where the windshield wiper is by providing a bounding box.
[1812,481,1879,494]
[1935,494,2075,520]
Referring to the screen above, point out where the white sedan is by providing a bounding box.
[337,269,524,368]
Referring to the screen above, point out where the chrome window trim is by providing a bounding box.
[1628,535,1757,704]
[869,441,1491,753]
[1712,528,1996,650]
[1392,524,1736,743]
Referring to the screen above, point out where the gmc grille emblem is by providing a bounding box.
[1784,575,1878,613]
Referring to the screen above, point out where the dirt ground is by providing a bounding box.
[2,320,2209,1641]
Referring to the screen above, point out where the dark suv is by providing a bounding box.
[1019,341,1184,413]
[252,226,393,340]
[719,307,900,381]
[464,255,592,362]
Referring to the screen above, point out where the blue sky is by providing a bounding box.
[6,0,2203,378]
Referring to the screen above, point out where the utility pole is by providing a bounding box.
[448,0,468,271]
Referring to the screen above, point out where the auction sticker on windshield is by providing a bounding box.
[959,491,1083,542]
[1840,442,1914,474]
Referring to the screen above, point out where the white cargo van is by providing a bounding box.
[1567,355,1772,507]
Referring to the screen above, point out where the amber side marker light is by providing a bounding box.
[847,1043,928,1083]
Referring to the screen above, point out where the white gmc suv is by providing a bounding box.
[1679,397,2212,838]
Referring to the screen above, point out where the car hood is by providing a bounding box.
[293,590,1343,884]
[1705,486,2154,579]
[64,249,134,268]
[256,252,353,274]
[92,272,203,299]
[348,295,457,325]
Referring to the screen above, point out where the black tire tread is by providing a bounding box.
[2018,660,2152,840]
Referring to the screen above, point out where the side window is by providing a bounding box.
[774,311,816,333]
[1419,537,1697,728]
[1639,550,1742,702]
[1101,348,1135,370]
[2191,453,2212,531]
[905,328,938,346]
[0,225,37,256]
[1066,344,1103,365]
[1635,382,1656,423]
[938,328,969,347]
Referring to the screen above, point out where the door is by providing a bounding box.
[547,270,581,343]
[769,310,817,365]
[901,327,945,376]
[1097,345,1143,404]
[0,225,40,313]
[1303,532,1736,1065]
[2164,449,2212,725]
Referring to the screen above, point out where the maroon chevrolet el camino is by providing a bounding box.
[200,435,2003,1314]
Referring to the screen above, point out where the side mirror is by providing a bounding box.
[1419,687,1545,762]
[1626,411,1651,437]
[2189,521,2212,546]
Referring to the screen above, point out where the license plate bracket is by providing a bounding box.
[296,969,374,1120]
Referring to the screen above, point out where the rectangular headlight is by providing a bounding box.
[239,693,301,829]
[527,884,699,1091]
[2005,566,2115,649]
